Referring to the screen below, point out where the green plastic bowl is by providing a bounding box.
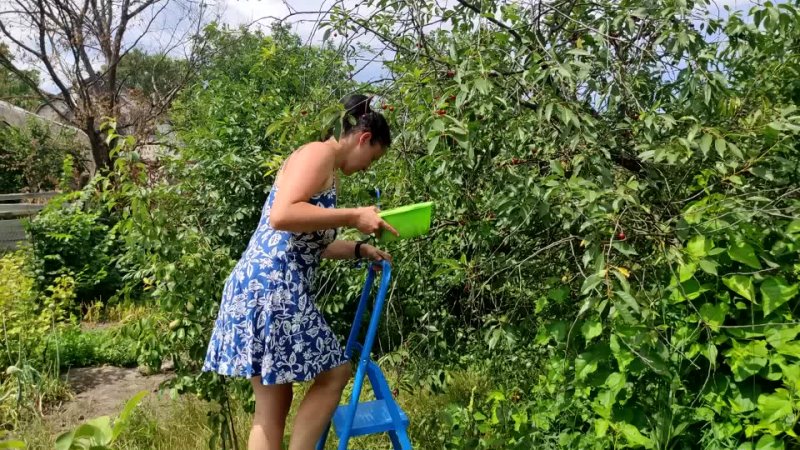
[377,201,434,243]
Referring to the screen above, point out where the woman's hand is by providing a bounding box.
[360,244,392,263]
[353,206,399,237]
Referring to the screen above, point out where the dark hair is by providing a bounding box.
[339,94,391,148]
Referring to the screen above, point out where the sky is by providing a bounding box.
[2,0,764,95]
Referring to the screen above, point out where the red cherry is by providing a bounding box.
[446,70,455,78]
[436,109,446,116]
[511,157,521,165]
[449,95,456,101]
[617,232,626,240]
[381,103,388,110]
[300,110,307,116]
[389,105,395,111]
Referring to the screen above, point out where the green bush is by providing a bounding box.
[48,325,139,369]
[0,252,76,429]
[0,119,87,193]
[25,181,123,303]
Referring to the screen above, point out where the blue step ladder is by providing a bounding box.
[316,260,412,450]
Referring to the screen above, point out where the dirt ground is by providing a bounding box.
[47,365,172,432]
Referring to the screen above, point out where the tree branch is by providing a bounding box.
[455,0,523,43]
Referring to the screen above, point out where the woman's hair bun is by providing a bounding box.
[342,94,373,119]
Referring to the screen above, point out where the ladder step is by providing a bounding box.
[331,399,409,438]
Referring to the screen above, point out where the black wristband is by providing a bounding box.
[354,241,364,259]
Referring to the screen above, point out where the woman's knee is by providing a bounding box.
[251,378,293,415]
[319,362,351,390]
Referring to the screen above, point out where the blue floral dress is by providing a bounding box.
[202,179,348,385]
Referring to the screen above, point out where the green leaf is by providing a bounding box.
[757,389,793,425]
[474,78,490,95]
[548,286,570,302]
[111,390,148,441]
[755,434,784,450]
[725,340,769,381]
[615,291,640,314]
[575,344,609,381]
[729,241,761,269]
[0,440,26,449]
[773,340,800,358]
[723,275,756,302]
[595,418,609,437]
[612,241,638,256]
[765,326,800,348]
[55,430,74,450]
[678,263,697,282]
[544,103,554,121]
[617,423,655,449]
[761,277,798,317]
[699,134,713,156]
[605,372,626,393]
[581,272,604,294]
[715,138,726,157]
[427,135,440,153]
[699,302,728,331]
[687,235,710,258]
[699,259,718,275]
[581,320,602,342]
[575,352,599,380]
[86,416,112,443]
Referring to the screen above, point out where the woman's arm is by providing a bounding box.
[321,240,392,262]
[320,240,359,260]
[269,143,398,236]
[269,143,356,232]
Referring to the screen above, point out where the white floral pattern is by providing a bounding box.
[202,182,347,385]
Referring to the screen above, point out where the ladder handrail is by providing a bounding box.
[337,261,392,450]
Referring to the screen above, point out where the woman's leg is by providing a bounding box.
[250,376,293,450]
[288,362,351,450]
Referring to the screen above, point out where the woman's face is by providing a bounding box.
[342,132,385,175]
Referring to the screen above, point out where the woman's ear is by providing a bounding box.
[358,131,373,146]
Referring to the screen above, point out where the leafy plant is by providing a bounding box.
[54,390,148,450]
[0,119,88,193]
[24,180,123,303]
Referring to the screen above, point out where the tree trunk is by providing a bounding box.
[85,116,111,170]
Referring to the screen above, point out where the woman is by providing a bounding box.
[202,94,398,450]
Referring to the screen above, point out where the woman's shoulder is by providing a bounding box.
[294,141,334,158]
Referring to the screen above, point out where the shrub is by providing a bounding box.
[0,119,88,193]
[25,180,123,304]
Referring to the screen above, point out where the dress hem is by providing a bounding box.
[201,356,351,386]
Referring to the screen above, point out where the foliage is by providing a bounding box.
[0,120,88,193]
[114,49,190,101]
[0,43,40,111]
[322,0,799,448]
[24,181,123,303]
[54,390,148,450]
[0,252,77,366]
[18,1,800,448]
[0,252,75,429]
[91,23,359,447]
[49,325,139,369]
[169,22,356,257]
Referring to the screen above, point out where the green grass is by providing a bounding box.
[48,324,139,369]
[111,366,490,449]
[8,344,491,450]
